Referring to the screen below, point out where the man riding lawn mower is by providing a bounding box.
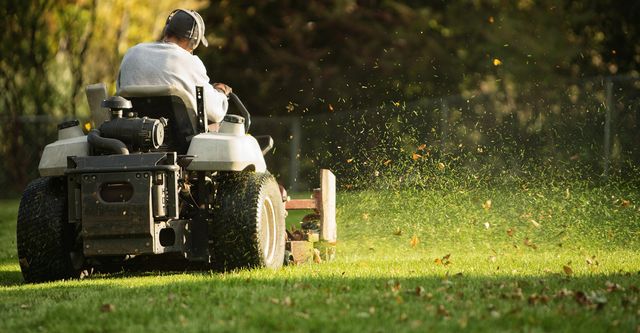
[16,9,336,283]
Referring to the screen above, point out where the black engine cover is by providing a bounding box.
[99,116,167,151]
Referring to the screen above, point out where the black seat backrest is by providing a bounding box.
[118,85,204,154]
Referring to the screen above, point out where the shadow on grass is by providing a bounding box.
[0,258,21,287]
[0,268,22,287]
[0,264,638,332]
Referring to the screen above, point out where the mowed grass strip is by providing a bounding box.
[0,181,639,332]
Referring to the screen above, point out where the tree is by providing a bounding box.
[0,0,62,191]
[200,1,459,116]
[0,0,203,194]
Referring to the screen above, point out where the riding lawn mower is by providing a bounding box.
[16,84,336,283]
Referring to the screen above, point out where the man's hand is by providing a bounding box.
[213,83,232,96]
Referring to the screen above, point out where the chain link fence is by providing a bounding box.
[254,75,640,190]
[3,75,638,197]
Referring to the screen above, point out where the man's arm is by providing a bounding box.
[213,83,232,96]
[203,85,228,124]
[189,55,231,124]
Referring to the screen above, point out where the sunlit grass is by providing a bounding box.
[0,178,639,332]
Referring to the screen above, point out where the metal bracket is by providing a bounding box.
[196,86,206,133]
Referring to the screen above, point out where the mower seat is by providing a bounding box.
[85,83,110,127]
[118,85,206,154]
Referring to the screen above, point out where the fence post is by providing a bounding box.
[603,78,613,179]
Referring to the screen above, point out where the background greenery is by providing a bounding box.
[1,0,639,194]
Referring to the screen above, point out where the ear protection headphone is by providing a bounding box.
[163,9,207,50]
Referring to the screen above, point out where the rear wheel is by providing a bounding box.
[16,177,84,283]
[210,172,286,270]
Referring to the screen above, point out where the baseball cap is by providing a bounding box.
[164,9,209,48]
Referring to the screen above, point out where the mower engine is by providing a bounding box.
[99,115,166,152]
[65,95,188,258]
[89,96,167,154]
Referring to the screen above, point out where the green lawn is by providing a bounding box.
[1,180,639,332]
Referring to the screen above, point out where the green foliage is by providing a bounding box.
[201,1,459,114]
[200,0,639,115]
[0,1,101,192]
[199,1,639,188]
[0,1,61,192]
[1,0,638,193]
[0,0,203,195]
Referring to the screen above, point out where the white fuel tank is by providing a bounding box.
[38,121,89,176]
[186,129,267,172]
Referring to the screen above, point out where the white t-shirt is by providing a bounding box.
[116,42,228,123]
